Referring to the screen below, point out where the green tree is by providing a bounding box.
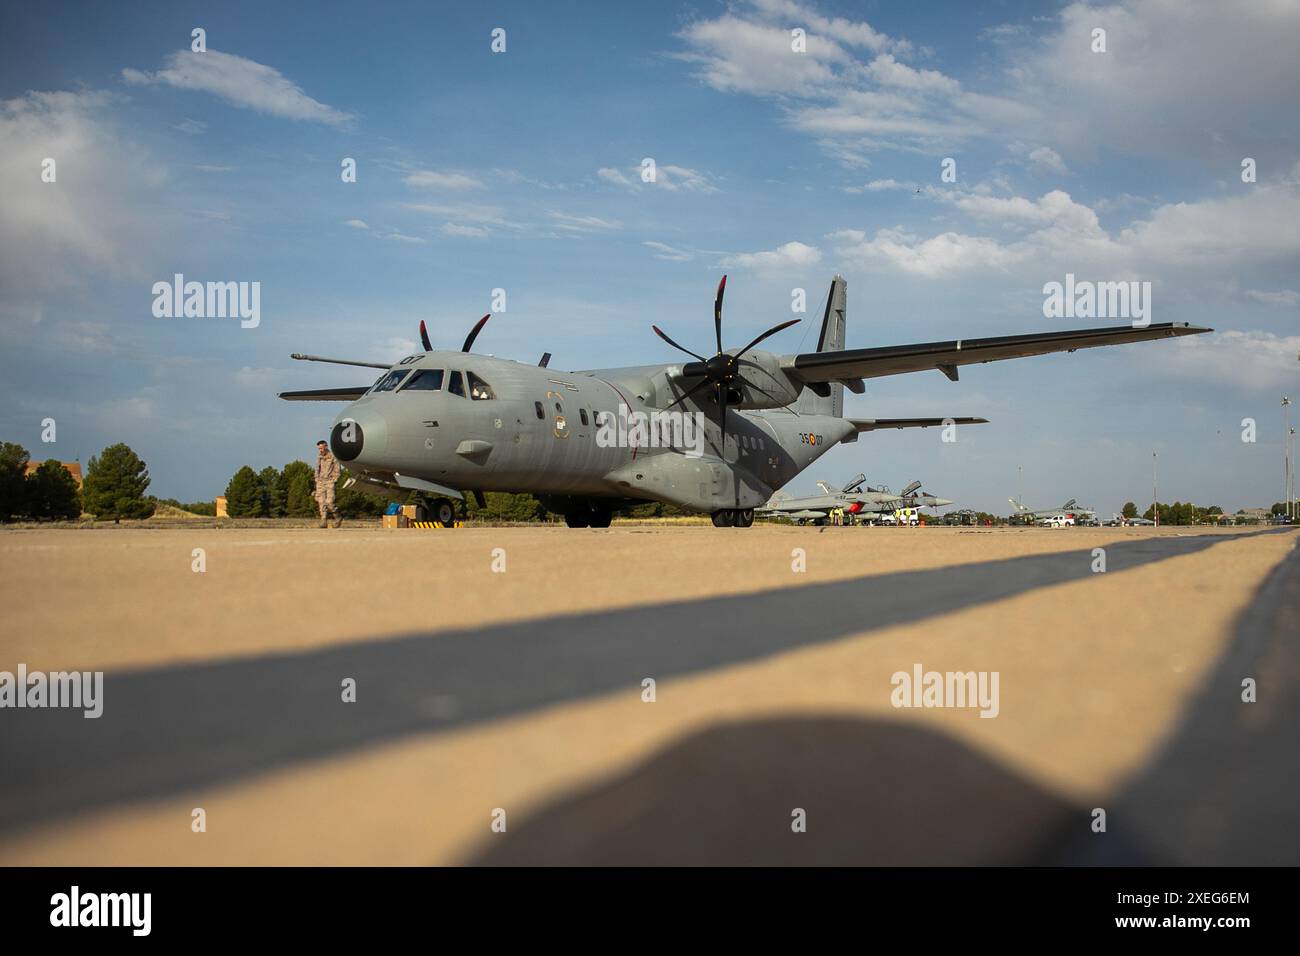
[0,442,31,521]
[282,460,316,517]
[334,476,385,518]
[82,443,154,520]
[1121,501,1138,519]
[466,492,544,522]
[26,459,81,520]
[258,466,286,517]
[225,465,264,517]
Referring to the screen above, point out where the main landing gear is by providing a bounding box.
[564,501,613,528]
[712,508,755,528]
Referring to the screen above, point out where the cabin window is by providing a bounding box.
[447,371,466,398]
[402,369,444,391]
[534,401,545,419]
[467,371,495,400]
[372,369,410,393]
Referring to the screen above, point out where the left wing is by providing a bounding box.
[279,387,370,402]
[787,322,1209,385]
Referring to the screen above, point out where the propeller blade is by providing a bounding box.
[462,314,490,353]
[735,318,801,360]
[652,325,707,362]
[419,320,433,353]
[664,377,711,411]
[713,275,726,355]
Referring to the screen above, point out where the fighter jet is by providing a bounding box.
[279,275,1209,528]
[1008,497,1079,523]
[758,474,947,524]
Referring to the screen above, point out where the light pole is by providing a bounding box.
[1284,397,1292,521]
[1152,450,1158,528]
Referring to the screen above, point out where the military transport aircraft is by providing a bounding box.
[279,275,1209,528]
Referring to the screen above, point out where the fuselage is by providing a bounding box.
[329,350,852,512]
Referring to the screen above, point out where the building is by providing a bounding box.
[23,460,83,489]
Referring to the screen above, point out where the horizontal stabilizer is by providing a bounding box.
[849,417,988,432]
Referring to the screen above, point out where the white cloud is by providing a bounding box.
[123,50,352,126]
[643,241,693,262]
[1246,289,1300,307]
[385,233,428,244]
[1145,330,1300,393]
[548,212,621,232]
[440,223,489,239]
[404,169,484,191]
[597,167,632,187]
[722,240,821,272]
[831,178,1300,280]
[597,162,716,193]
[344,219,369,230]
[1027,146,1068,177]
[0,89,176,297]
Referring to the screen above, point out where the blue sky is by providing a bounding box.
[1,0,1297,514]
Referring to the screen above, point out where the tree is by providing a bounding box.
[0,442,31,521]
[225,466,264,517]
[26,460,82,519]
[258,466,286,517]
[282,461,316,517]
[1121,501,1138,519]
[466,492,544,522]
[82,443,154,520]
[334,477,385,518]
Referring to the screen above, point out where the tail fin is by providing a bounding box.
[793,275,846,417]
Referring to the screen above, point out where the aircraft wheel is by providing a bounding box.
[433,498,456,524]
[588,504,613,528]
[734,508,755,528]
[796,518,806,526]
[711,510,736,528]
[564,508,591,528]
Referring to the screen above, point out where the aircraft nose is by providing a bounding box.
[331,409,388,464]
[933,498,954,507]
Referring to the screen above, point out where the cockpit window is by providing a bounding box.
[447,371,466,398]
[372,369,410,393]
[467,372,495,400]
[402,369,444,391]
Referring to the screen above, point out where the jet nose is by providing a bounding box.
[933,498,954,507]
[331,409,388,464]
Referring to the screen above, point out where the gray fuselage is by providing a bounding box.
[330,350,852,513]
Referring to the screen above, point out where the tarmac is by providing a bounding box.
[0,523,1295,865]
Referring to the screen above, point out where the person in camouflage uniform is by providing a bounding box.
[315,440,341,528]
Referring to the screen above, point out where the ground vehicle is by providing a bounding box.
[1040,512,1076,528]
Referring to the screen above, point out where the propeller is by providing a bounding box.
[651,275,800,445]
[417,314,492,354]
